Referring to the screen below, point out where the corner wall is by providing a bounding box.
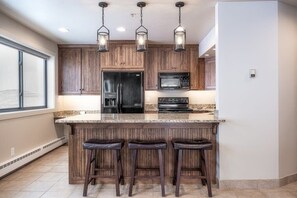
[278,2,297,179]
[0,11,63,163]
[216,1,279,180]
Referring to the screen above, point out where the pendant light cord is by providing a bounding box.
[179,6,181,25]
[140,6,143,26]
[102,6,105,26]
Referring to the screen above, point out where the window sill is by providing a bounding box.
[0,108,56,121]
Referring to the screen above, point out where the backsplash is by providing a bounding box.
[145,104,216,112]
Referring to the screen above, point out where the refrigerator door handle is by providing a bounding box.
[116,84,120,113]
[119,83,123,113]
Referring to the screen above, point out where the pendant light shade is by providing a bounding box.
[97,2,110,52]
[135,2,148,52]
[174,2,186,52]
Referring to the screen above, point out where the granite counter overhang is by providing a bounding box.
[54,113,225,124]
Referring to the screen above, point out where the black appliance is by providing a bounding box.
[158,97,193,113]
[102,71,144,113]
[159,72,190,90]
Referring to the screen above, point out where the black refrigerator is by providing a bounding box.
[102,71,144,113]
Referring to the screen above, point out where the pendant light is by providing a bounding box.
[135,2,148,52]
[97,2,110,52]
[174,2,186,52]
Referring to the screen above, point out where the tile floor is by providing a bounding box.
[0,145,297,198]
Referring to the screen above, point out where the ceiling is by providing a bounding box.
[0,0,296,45]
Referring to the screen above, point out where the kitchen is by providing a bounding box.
[1,0,297,198]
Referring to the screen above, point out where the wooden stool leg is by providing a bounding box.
[200,150,206,186]
[113,150,120,196]
[158,149,165,197]
[83,149,93,197]
[203,150,212,197]
[175,149,183,197]
[91,150,96,185]
[173,149,178,185]
[129,149,137,197]
[118,150,124,185]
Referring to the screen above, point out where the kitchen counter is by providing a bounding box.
[55,113,224,124]
[57,113,224,184]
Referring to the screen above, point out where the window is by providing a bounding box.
[0,36,48,112]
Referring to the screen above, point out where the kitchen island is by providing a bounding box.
[55,113,224,184]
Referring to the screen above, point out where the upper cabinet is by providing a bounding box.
[159,47,190,72]
[58,45,101,95]
[100,42,144,70]
[58,48,81,95]
[189,47,205,90]
[145,47,160,90]
[205,57,216,90]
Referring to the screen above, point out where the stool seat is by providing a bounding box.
[83,139,124,150]
[172,139,212,150]
[128,140,167,150]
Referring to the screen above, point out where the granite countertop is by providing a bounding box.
[55,113,225,124]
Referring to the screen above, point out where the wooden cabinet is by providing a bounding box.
[145,47,160,90]
[205,57,216,90]
[100,43,144,69]
[189,47,205,90]
[58,46,101,95]
[58,48,81,94]
[159,47,190,72]
[81,48,101,94]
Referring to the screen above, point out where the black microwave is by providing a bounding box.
[158,72,190,90]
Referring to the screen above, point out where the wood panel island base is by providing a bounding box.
[55,113,224,184]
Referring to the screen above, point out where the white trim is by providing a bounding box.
[0,136,67,178]
[0,108,56,121]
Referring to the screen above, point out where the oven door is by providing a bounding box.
[159,77,181,89]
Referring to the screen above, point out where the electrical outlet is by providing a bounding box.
[11,147,15,156]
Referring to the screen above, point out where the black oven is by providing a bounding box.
[158,72,190,90]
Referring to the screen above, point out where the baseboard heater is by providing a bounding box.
[0,136,67,178]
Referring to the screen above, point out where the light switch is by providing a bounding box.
[249,69,256,78]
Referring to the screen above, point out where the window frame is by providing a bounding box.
[0,36,49,113]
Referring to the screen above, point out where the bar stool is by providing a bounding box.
[83,139,125,197]
[172,139,213,197]
[128,139,167,197]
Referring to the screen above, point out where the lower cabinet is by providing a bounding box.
[58,45,101,95]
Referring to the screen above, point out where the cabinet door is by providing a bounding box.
[100,43,121,69]
[159,47,190,72]
[121,44,144,69]
[145,47,160,90]
[58,48,81,94]
[100,43,144,69]
[81,48,101,94]
[189,47,205,90]
[205,57,216,90]
[159,47,176,71]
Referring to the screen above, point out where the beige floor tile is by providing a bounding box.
[15,172,43,183]
[48,181,76,192]
[260,189,296,198]
[68,188,99,198]
[23,181,56,192]
[234,189,267,198]
[40,190,73,198]
[19,165,53,173]
[14,191,45,198]
[0,180,30,191]
[0,191,19,198]
[36,172,66,182]
[50,165,68,173]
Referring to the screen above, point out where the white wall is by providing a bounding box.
[217,1,279,180]
[278,2,297,178]
[199,27,215,57]
[0,11,63,163]
[57,95,101,111]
